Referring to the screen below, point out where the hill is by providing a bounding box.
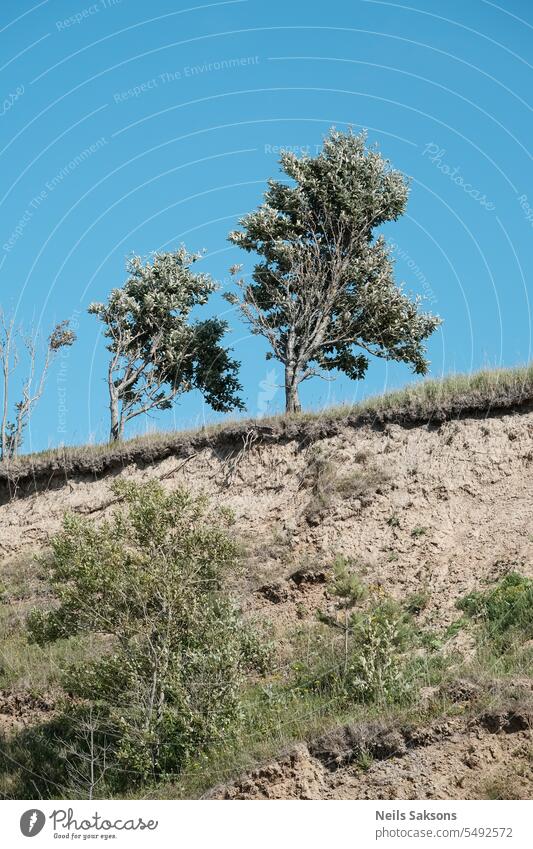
[1,365,532,799]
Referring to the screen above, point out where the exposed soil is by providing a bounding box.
[1,405,533,798]
[2,410,533,631]
[210,710,533,800]
[0,690,55,732]
[1,389,532,503]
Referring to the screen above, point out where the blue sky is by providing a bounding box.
[1,0,532,451]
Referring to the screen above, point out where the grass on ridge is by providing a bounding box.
[2,362,533,474]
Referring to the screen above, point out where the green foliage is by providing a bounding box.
[227,128,441,412]
[355,751,374,772]
[297,604,413,707]
[329,557,368,609]
[89,247,242,440]
[457,572,533,650]
[344,600,415,704]
[316,557,366,635]
[298,559,417,708]
[27,481,267,789]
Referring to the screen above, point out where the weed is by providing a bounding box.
[405,589,430,615]
[303,446,338,522]
[457,572,533,650]
[335,465,391,503]
[355,751,374,772]
[483,765,533,801]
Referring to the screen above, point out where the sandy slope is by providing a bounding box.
[1,407,533,798]
[2,409,533,625]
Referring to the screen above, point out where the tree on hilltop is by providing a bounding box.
[227,129,441,413]
[89,247,243,441]
[0,313,75,460]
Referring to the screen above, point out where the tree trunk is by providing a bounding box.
[344,608,349,676]
[284,366,301,414]
[110,416,123,442]
[1,329,11,461]
[1,375,8,460]
[109,392,123,442]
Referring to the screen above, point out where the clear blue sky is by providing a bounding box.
[1,0,532,451]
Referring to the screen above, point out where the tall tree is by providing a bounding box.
[227,129,441,413]
[89,247,243,442]
[0,313,75,460]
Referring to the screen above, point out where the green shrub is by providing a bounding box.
[296,560,417,707]
[328,556,368,608]
[345,600,415,704]
[457,572,533,650]
[27,480,268,790]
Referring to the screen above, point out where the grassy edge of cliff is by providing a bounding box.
[2,363,533,489]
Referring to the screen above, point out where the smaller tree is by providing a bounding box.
[0,313,75,461]
[28,481,268,787]
[294,560,416,707]
[317,557,367,674]
[89,247,243,442]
